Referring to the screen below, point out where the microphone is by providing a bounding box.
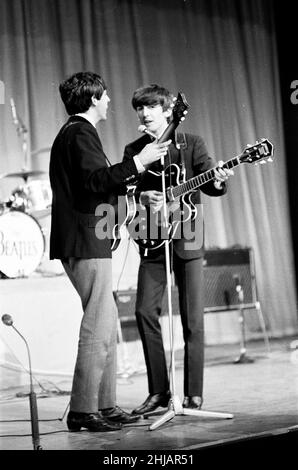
[2,313,13,326]
[233,274,244,302]
[138,120,174,145]
[2,314,42,450]
[138,124,157,140]
[233,274,241,289]
[10,97,19,125]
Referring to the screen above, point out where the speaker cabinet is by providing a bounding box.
[114,288,179,320]
[114,288,179,342]
[115,247,269,351]
[115,247,257,318]
[203,247,257,311]
[114,290,136,321]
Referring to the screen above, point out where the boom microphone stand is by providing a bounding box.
[2,314,42,450]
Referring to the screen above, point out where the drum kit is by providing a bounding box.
[0,159,52,279]
[0,100,62,279]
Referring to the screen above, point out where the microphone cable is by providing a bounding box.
[0,334,69,398]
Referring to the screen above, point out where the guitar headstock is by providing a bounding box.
[240,139,274,165]
[171,92,190,125]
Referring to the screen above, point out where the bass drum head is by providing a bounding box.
[0,211,45,278]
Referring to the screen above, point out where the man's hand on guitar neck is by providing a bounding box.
[213,160,234,189]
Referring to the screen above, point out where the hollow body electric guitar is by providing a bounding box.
[111,91,190,251]
[113,138,274,251]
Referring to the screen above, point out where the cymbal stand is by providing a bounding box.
[149,154,233,431]
[10,97,30,173]
[21,127,29,173]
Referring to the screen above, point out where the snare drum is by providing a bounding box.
[0,211,45,278]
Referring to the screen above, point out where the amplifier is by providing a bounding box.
[203,247,256,310]
[114,288,179,320]
[115,247,257,319]
[115,247,268,349]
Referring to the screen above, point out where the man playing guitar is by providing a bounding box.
[122,84,233,415]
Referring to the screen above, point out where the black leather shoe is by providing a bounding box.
[67,411,122,432]
[101,406,141,424]
[182,396,203,409]
[132,391,171,415]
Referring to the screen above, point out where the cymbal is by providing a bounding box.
[4,170,46,180]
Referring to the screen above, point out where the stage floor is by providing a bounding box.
[1,337,298,455]
[0,272,274,388]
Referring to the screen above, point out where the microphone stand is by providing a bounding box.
[149,153,178,430]
[233,278,254,364]
[5,318,42,450]
[148,133,233,432]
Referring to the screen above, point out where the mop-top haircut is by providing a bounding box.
[59,71,106,115]
[131,84,174,112]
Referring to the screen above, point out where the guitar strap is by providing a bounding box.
[176,132,187,182]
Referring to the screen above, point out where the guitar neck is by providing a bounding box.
[170,156,241,199]
[158,121,179,143]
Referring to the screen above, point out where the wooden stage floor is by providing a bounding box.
[1,337,298,460]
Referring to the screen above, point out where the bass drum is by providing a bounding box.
[0,211,45,278]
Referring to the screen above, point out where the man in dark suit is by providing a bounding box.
[49,73,171,432]
[123,84,233,415]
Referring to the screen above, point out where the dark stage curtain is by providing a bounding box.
[0,0,297,338]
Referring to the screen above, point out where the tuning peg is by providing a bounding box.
[259,160,266,164]
[183,110,188,114]
[181,117,185,121]
[268,157,273,162]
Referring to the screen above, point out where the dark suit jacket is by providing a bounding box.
[123,132,227,259]
[49,116,138,259]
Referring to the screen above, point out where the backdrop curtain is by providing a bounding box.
[0,0,297,339]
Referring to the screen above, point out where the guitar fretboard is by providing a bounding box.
[170,156,241,199]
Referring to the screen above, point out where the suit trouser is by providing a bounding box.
[62,258,118,413]
[135,251,204,397]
